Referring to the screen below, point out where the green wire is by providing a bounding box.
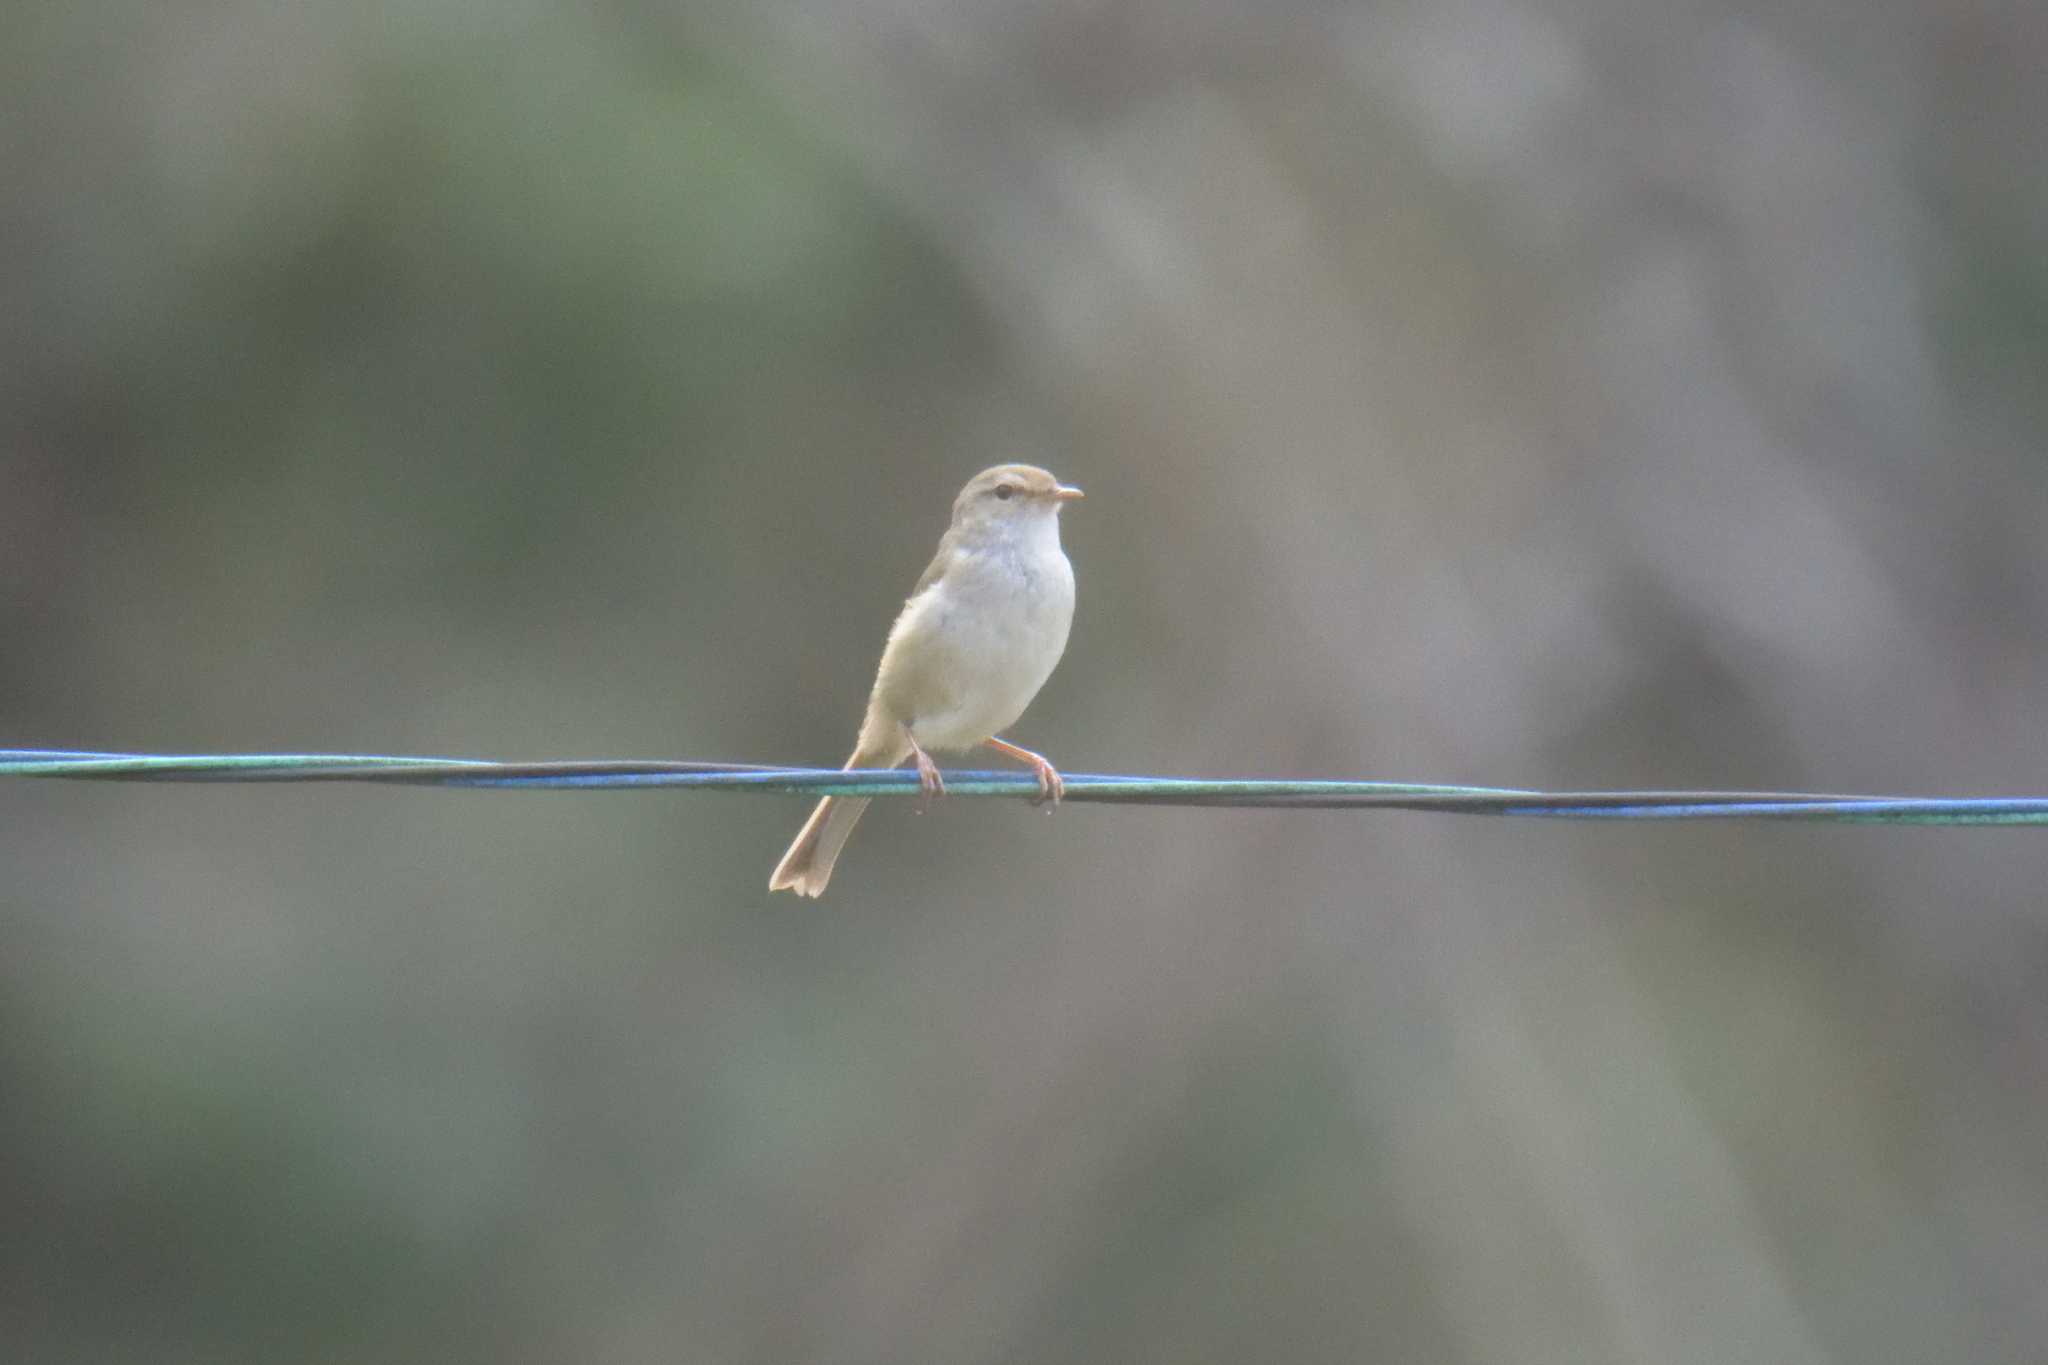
[4,749,2045,824]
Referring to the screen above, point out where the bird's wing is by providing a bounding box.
[908,527,961,599]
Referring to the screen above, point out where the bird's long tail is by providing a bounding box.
[768,741,906,898]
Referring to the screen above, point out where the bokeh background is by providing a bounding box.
[6,1,2048,1361]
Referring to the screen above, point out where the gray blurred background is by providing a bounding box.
[5,1,2048,1361]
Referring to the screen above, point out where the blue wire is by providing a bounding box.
[3,748,2044,823]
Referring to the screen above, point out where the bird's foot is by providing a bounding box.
[983,736,1062,809]
[1027,754,1064,809]
[911,742,946,814]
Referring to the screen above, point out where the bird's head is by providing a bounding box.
[950,464,1084,533]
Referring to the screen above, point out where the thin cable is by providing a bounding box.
[1,748,2042,824]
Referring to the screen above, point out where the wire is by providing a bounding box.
[1,748,2043,824]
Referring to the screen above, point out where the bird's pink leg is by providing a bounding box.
[984,736,1063,808]
[903,726,945,813]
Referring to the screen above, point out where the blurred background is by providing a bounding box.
[5,1,2048,1361]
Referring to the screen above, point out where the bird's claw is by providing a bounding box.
[913,747,946,815]
[1030,758,1063,810]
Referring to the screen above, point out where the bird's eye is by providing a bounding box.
[994,484,1015,501]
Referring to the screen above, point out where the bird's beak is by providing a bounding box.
[1052,484,1085,502]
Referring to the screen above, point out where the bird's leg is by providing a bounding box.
[983,736,1063,808]
[903,725,945,814]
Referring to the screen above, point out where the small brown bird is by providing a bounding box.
[769,464,1083,897]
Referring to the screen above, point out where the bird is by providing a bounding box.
[769,464,1083,897]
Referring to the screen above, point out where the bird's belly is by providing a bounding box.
[888,564,1072,750]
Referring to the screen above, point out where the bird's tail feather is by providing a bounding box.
[768,794,870,897]
[767,741,906,898]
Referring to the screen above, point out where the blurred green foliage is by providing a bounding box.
[6,2,2048,1363]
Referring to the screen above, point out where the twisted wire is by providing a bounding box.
[3,749,2043,824]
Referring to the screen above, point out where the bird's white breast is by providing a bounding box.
[881,516,1074,751]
